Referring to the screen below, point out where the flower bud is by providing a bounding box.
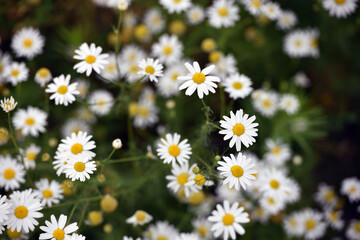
[112,138,122,149]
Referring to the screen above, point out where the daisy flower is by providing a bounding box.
[87,89,114,116]
[299,209,327,240]
[217,153,257,191]
[121,62,142,83]
[133,101,159,129]
[146,221,179,240]
[306,29,320,58]
[126,210,153,226]
[138,58,164,82]
[12,106,47,137]
[207,0,239,28]
[157,133,192,166]
[0,195,11,234]
[208,200,250,240]
[314,184,338,208]
[64,158,97,181]
[39,214,78,240]
[157,65,187,98]
[75,78,90,99]
[260,195,286,214]
[279,94,300,114]
[100,52,120,81]
[62,119,91,138]
[192,218,212,239]
[276,10,297,30]
[0,155,26,191]
[261,2,281,20]
[212,54,238,79]
[35,67,52,87]
[242,0,264,16]
[293,71,310,88]
[283,30,311,58]
[322,0,358,18]
[176,233,199,240]
[119,45,146,64]
[73,42,109,76]
[57,131,96,162]
[0,51,11,83]
[251,206,270,223]
[159,0,191,13]
[264,138,291,166]
[341,177,360,202]
[216,183,243,203]
[6,189,43,233]
[223,73,253,100]
[4,62,29,86]
[324,210,344,230]
[219,109,259,152]
[166,162,201,197]
[1,96,17,112]
[283,212,303,238]
[257,168,292,201]
[152,34,183,65]
[252,90,279,117]
[186,5,206,25]
[11,27,45,59]
[123,236,141,240]
[346,219,360,240]
[144,8,166,34]
[53,151,71,176]
[21,144,41,169]
[46,74,79,106]
[178,61,220,99]
[34,178,64,207]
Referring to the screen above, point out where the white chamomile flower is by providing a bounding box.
[21,144,40,169]
[279,94,300,114]
[277,10,297,30]
[121,62,142,83]
[62,119,91,138]
[176,233,199,240]
[299,209,327,240]
[324,210,344,230]
[53,151,70,176]
[4,62,29,86]
[69,234,86,240]
[306,29,320,58]
[57,131,96,161]
[283,212,303,237]
[133,101,159,129]
[35,68,52,87]
[120,45,146,64]
[11,27,45,59]
[314,184,338,208]
[259,195,286,214]
[39,214,78,240]
[75,78,90,99]
[46,74,79,106]
[192,218,212,239]
[157,133,192,166]
[126,210,153,226]
[100,53,120,81]
[138,58,164,82]
[178,61,220,99]
[212,54,237,79]
[208,200,250,240]
[146,221,179,240]
[219,109,259,152]
[341,177,360,202]
[1,96,17,112]
[264,138,291,166]
[0,195,11,233]
[65,158,97,182]
[257,168,292,201]
[251,206,270,223]
[207,0,239,28]
[123,236,141,240]
[73,42,109,76]
[323,0,358,18]
[261,2,281,20]
[216,183,243,203]
[7,189,43,233]
[0,156,26,191]
[346,219,360,240]
[242,0,264,16]
[144,8,165,34]
[34,178,64,207]
[12,106,47,137]
[223,73,253,100]
[187,5,206,25]
[253,90,279,117]
[87,89,114,116]
[0,51,11,83]
[159,0,191,13]
[293,71,310,88]
[217,153,257,191]
[166,162,201,197]
[152,34,183,65]
[157,65,186,98]
[283,30,311,58]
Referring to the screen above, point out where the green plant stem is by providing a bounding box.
[193,154,212,171]
[67,202,79,224]
[107,155,147,164]
[46,195,102,209]
[114,11,123,80]
[219,85,225,117]
[206,121,222,130]
[78,201,89,229]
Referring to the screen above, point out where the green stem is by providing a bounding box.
[46,195,102,209]
[219,84,225,117]
[114,11,123,80]
[206,121,222,130]
[107,155,147,164]
[78,201,89,229]
[193,154,212,171]
[67,202,79,224]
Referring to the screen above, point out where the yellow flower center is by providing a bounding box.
[231,165,244,178]
[173,0,181,2]
[145,66,155,75]
[42,189,53,199]
[209,51,222,63]
[294,40,302,47]
[57,85,68,94]
[349,186,356,194]
[305,219,316,230]
[267,197,275,205]
[23,38,33,48]
[71,143,83,154]
[37,68,50,78]
[25,117,35,126]
[177,173,189,186]
[85,55,96,64]
[157,236,167,240]
[14,206,28,219]
[218,7,228,17]
[129,65,139,73]
[222,214,234,226]
[232,82,243,90]
[53,229,65,240]
[138,107,149,117]
[4,168,15,179]
[354,222,360,232]
[168,144,180,157]
[272,146,281,155]
[188,191,205,205]
[289,218,297,227]
[335,0,346,4]
[192,72,206,84]
[194,174,206,186]
[311,39,318,47]
[11,70,19,77]
[7,229,22,239]
[0,127,9,143]
[163,46,172,55]
[270,179,280,189]
[106,64,116,73]
[0,62,3,72]
[252,0,261,7]
[134,24,149,39]
[74,162,85,172]
[171,73,179,81]
[135,210,147,222]
[325,190,335,202]
[198,226,208,237]
[27,152,36,161]
[232,123,245,136]
[329,212,338,221]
